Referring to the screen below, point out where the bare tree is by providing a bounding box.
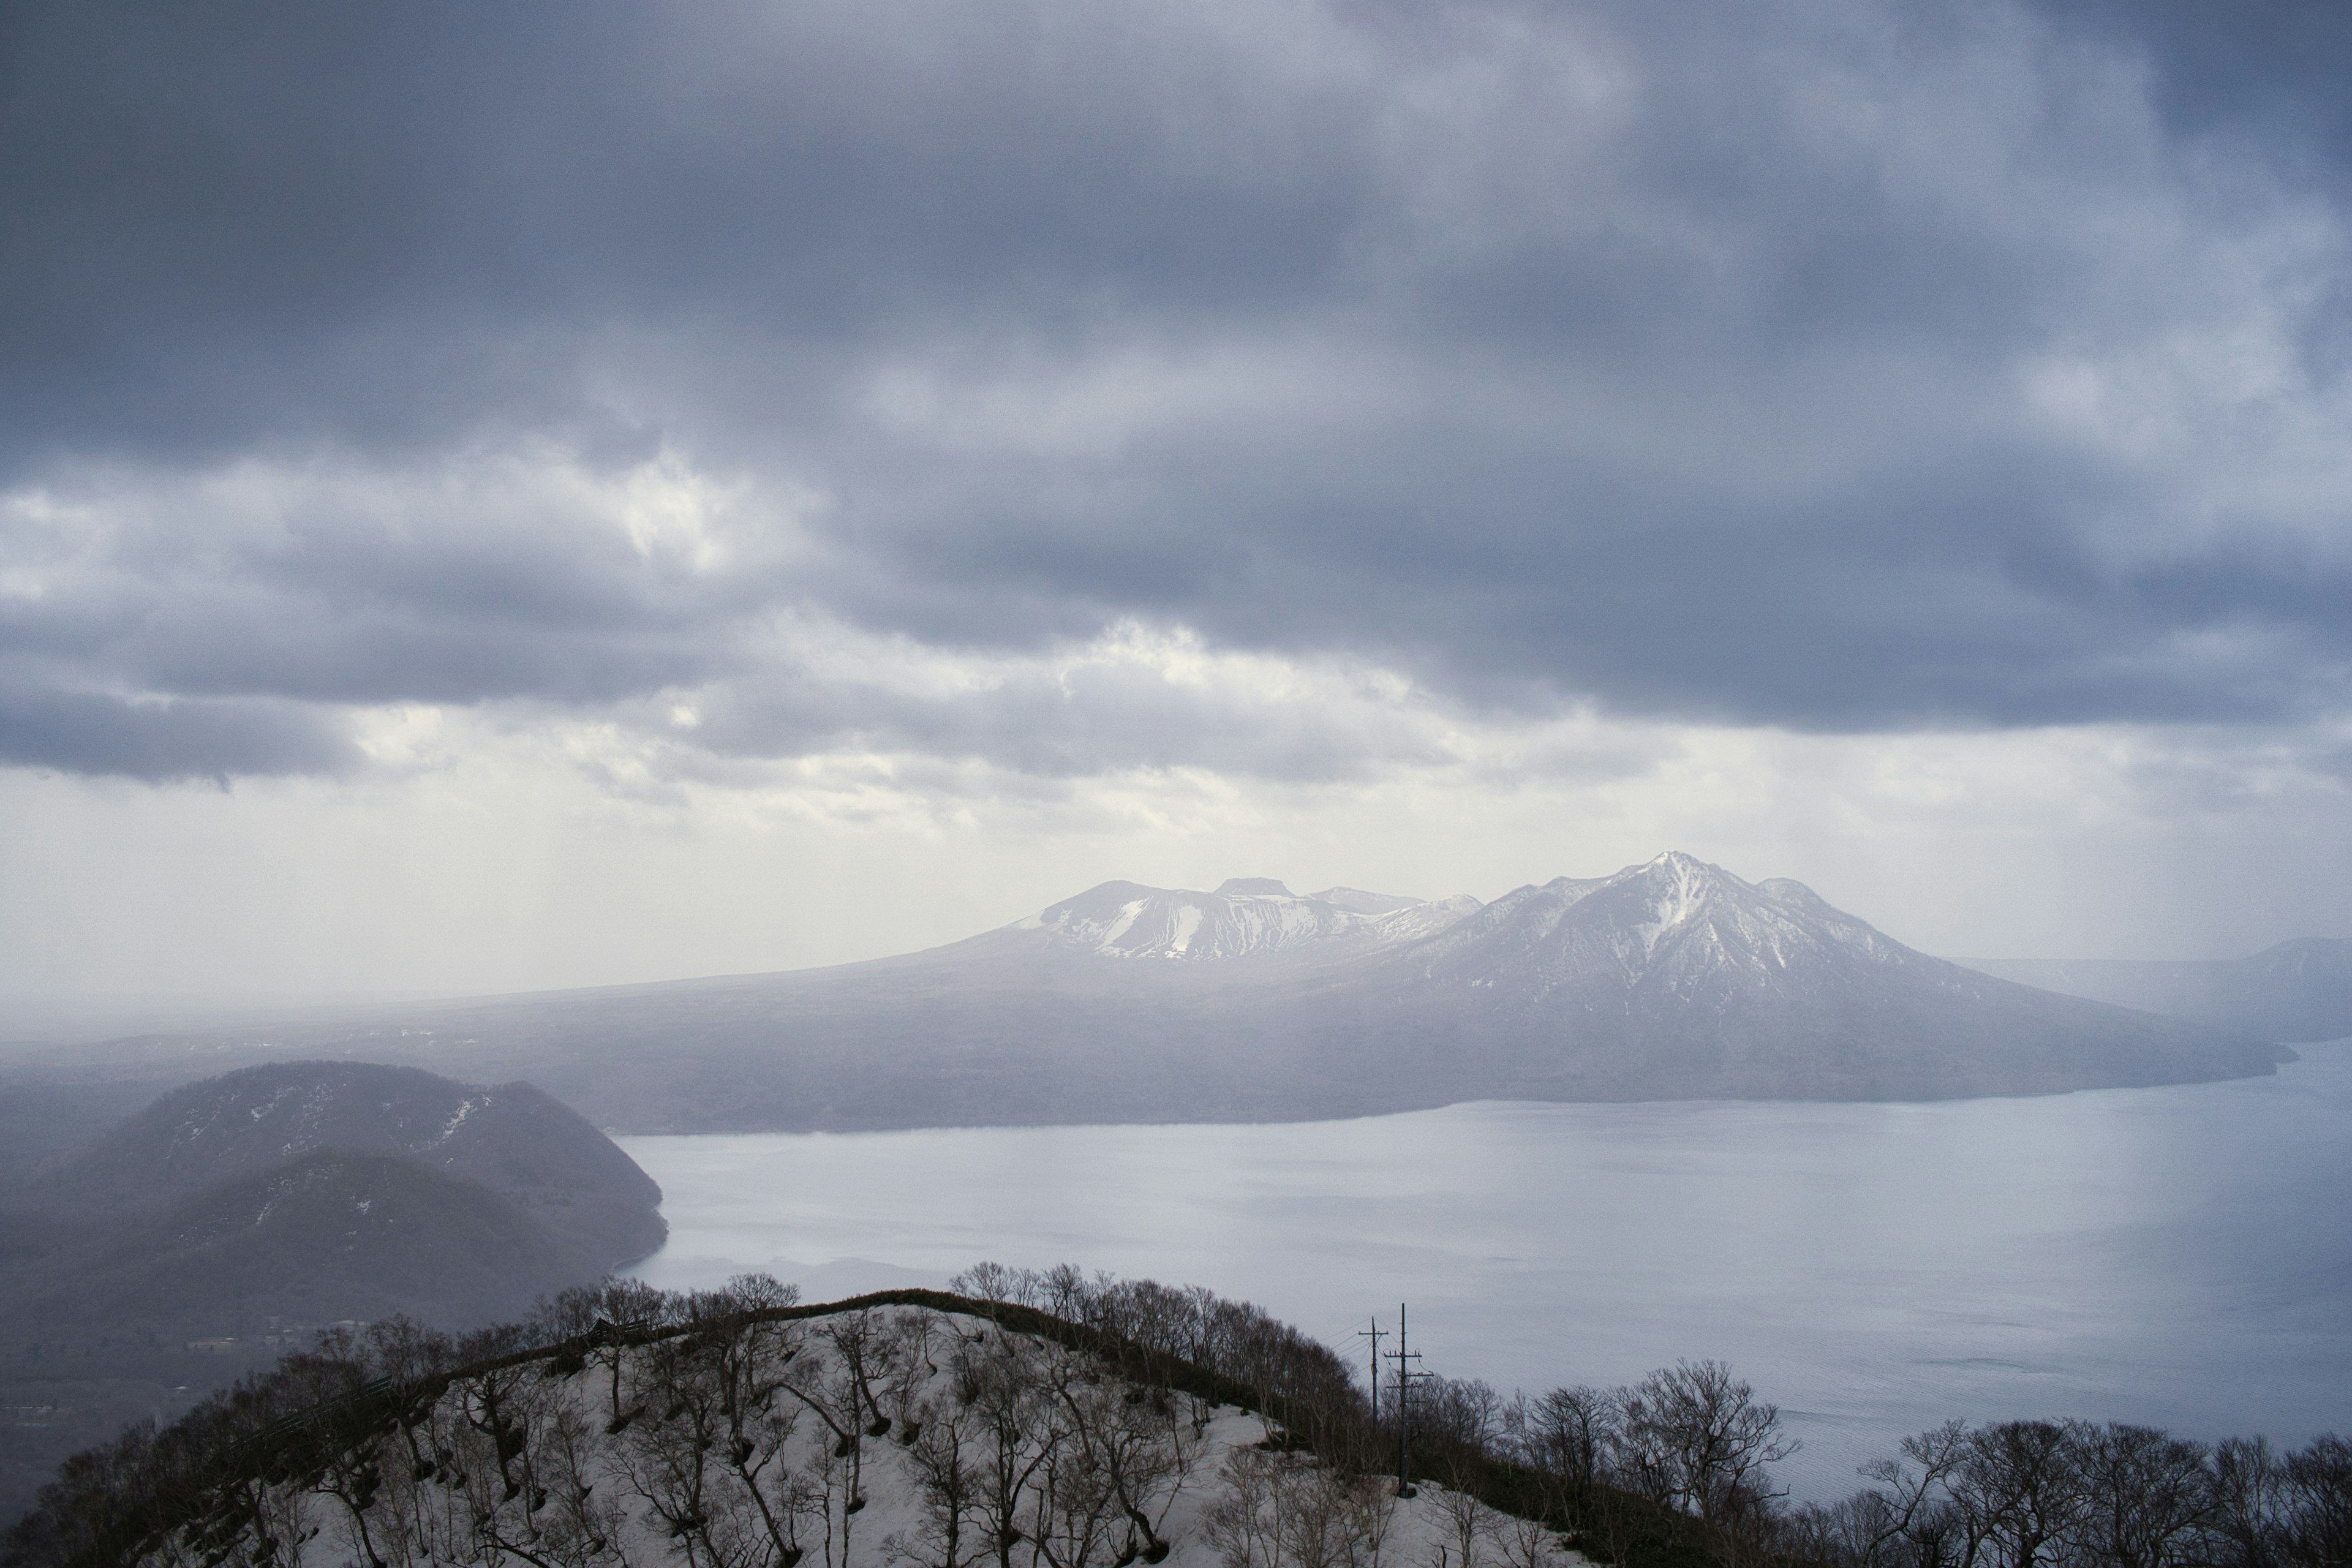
[1820,1421,1973,1568]
[2273,1436,2352,1568]
[1024,1411,1120,1568]
[697,1305,813,1568]
[1949,1422,2084,1568]
[1046,1348,1200,1563]
[2065,1422,2215,1568]
[1428,1481,1490,1568]
[1490,1510,1568,1568]
[1505,1387,1616,1490]
[532,1402,632,1567]
[903,1390,984,1568]
[1615,1360,1796,1565]
[1204,1450,1393,1568]
[1202,1451,1280,1568]
[954,1329,1063,1568]
[617,1334,730,1566]
[949,1264,1021,1303]
[776,1309,912,1568]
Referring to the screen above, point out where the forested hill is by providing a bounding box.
[0,1061,666,1531]
[30,1060,665,1263]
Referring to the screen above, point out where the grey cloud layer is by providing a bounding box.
[3,0,2349,780]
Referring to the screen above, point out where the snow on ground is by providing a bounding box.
[180,1303,1582,1568]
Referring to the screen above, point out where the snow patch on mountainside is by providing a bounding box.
[1025,878,1483,961]
[1311,886,1425,917]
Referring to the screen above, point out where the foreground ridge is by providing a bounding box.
[10,1268,2346,1568]
[0,1281,1681,1568]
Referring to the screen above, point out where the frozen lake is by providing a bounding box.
[618,1040,2352,1499]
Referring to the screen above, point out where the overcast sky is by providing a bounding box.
[3,0,2349,1012]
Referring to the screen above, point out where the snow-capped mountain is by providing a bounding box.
[41,855,2293,1131]
[1017,876,1480,961]
[1408,851,1943,1001]
[1338,849,2272,1101]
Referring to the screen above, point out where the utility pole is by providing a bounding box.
[1382,1302,1424,1496]
[1356,1317,1387,1422]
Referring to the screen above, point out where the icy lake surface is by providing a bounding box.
[618,1039,2352,1499]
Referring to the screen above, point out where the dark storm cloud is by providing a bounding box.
[2041,1,2352,178]
[2,0,2348,780]
[0,679,353,783]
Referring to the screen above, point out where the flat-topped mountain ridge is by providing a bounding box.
[1959,938,2352,1044]
[19,854,2291,1133]
[1018,876,1485,962]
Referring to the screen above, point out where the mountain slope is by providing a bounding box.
[14,855,2288,1132]
[10,1152,601,1339]
[9,1290,1607,1568]
[1330,853,2282,1101]
[1957,938,2352,1042]
[0,1064,671,1529]
[34,1060,665,1264]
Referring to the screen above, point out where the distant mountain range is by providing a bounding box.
[1957,940,2352,1044]
[17,853,2296,1134]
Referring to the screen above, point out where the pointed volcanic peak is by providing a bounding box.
[1019,877,1480,961]
[1372,851,2286,1099]
[1408,851,1955,1002]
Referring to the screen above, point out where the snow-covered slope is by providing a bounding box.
[1019,877,1481,961]
[134,1301,1583,1568]
[1353,851,2284,1100]
[1407,851,1939,1002]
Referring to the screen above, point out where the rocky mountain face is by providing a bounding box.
[1959,938,2352,1043]
[13,854,2293,1135]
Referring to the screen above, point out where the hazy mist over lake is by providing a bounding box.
[622,1041,2352,1500]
